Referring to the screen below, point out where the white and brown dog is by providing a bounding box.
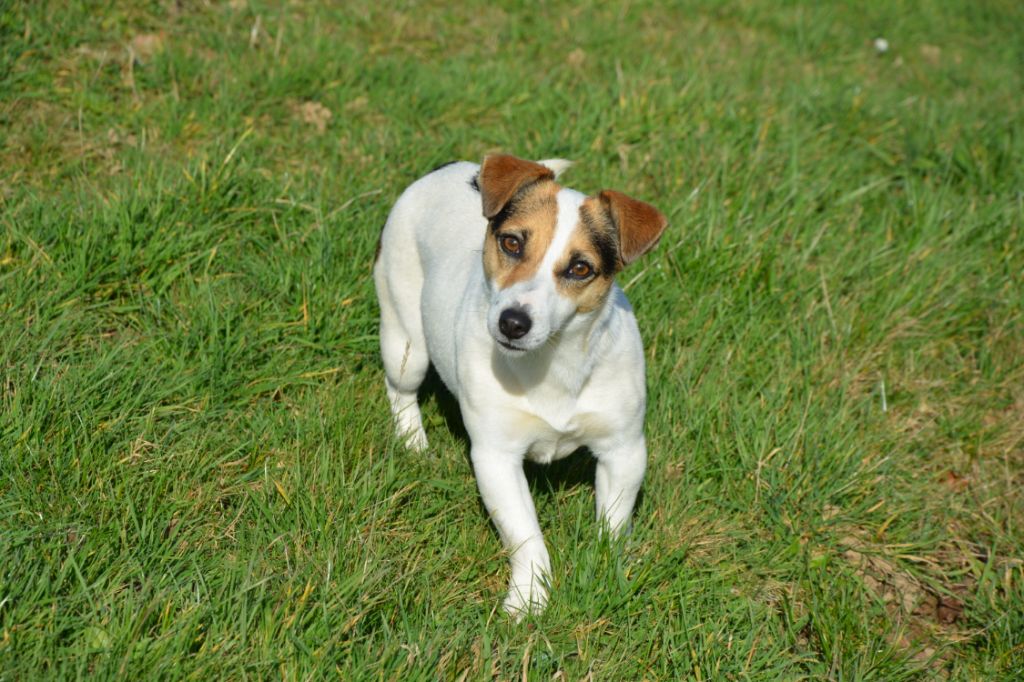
[374,155,667,615]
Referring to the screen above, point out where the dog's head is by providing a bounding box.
[476,154,667,355]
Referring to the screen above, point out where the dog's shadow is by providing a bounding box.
[419,369,596,497]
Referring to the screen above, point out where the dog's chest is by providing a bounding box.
[526,431,580,463]
[514,406,608,464]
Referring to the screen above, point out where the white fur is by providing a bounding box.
[538,158,573,178]
[374,161,649,616]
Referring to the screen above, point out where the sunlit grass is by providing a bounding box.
[1,0,1022,678]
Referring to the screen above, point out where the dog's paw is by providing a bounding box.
[502,582,548,620]
[401,427,428,453]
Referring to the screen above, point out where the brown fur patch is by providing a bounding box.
[597,189,668,265]
[482,182,560,288]
[478,155,555,219]
[554,226,616,313]
[578,197,623,274]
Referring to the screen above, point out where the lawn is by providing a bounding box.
[1,0,1022,679]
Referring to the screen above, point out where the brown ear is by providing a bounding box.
[478,154,555,219]
[598,189,668,266]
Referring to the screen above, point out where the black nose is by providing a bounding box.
[498,308,532,340]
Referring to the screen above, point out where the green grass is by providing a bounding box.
[2,0,1022,678]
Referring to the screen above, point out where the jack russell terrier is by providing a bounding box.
[374,154,667,615]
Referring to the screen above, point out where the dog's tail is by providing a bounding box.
[538,158,573,179]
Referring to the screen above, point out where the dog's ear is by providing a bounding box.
[478,155,555,219]
[597,189,668,266]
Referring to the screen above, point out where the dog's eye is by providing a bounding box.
[499,235,522,256]
[567,260,593,279]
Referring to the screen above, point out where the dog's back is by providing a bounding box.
[374,161,484,402]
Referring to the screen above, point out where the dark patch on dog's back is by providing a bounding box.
[373,222,385,264]
[430,160,458,174]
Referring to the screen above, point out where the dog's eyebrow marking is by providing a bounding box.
[489,183,557,232]
[488,197,516,232]
[469,173,480,193]
[578,199,621,275]
[487,179,558,234]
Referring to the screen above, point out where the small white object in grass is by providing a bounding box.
[874,37,889,54]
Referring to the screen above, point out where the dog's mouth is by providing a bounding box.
[496,339,528,353]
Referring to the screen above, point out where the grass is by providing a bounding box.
[1,0,1022,678]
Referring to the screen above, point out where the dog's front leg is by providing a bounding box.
[594,437,647,535]
[470,445,550,617]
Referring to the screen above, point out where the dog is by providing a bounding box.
[374,154,667,615]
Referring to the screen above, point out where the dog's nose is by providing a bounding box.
[498,308,532,340]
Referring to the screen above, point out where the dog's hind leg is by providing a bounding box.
[375,264,430,452]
